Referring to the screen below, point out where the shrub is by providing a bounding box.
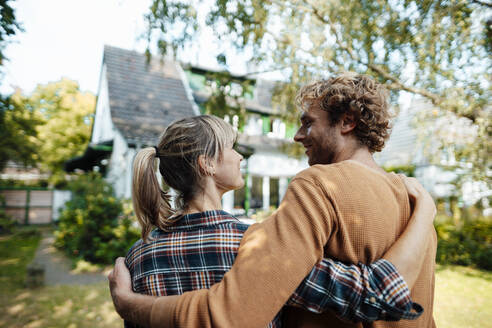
[0,195,16,234]
[0,178,49,188]
[435,217,492,271]
[14,226,40,238]
[54,173,139,264]
[0,209,16,234]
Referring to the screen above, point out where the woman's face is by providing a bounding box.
[213,145,244,192]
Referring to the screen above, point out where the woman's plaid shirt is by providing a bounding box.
[125,210,422,327]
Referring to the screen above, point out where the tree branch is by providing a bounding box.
[304,0,443,106]
[470,0,492,8]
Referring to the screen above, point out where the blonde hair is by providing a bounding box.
[132,115,237,241]
[296,72,392,152]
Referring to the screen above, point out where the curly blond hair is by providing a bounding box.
[296,72,392,152]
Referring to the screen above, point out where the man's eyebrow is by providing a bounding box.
[300,112,311,122]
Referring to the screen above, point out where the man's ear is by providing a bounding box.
[340,113,356,134]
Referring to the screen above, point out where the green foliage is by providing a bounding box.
[0,0,22,69]
[383,164,416,177]
[26,78,96,175]
[0,226,41,292]
[0,214,15,235]
[0,94,40,171]
[435,217,492,270]
[54,173,139,264]
[0,178,49,188]
[0,195,16,234]
[146,0,491,180]
[200,70,253,128]
[1,78,95,180]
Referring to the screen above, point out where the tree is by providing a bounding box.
[145,0,491,180]
[0,0,32,171]
[25,78,96,175]
[0,91,40,171]
[0,0,22,70]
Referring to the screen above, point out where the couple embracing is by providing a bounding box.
[109,73,436,328]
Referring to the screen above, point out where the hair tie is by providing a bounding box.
[153,146,159,156]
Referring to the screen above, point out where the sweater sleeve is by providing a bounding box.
[150,177,337,328]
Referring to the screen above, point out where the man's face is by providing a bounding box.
[294,102,340,166]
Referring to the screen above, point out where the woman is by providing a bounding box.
[124,115,433,327]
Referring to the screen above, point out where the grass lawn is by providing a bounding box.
[434,265,492,328]
[0,227,42,293]
[1,228,491,327]
[0,227,123,328]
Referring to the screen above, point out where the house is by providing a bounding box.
[67,45,198,198]
[375,98,490,213]
[375,99,458,196]
[67,45,308,215]
[182,65,308,214]
[66,46,491,216]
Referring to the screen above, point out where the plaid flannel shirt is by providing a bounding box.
[125,210,422,327]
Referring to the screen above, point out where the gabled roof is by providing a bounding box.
[103,45,196,146]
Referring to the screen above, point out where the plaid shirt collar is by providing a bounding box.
[162,210,242,232]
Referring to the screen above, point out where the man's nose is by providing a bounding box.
[294,129,304,142]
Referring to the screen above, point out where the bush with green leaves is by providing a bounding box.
[0,208,16,235]
[435,217,492,271]
[0,195,17,234]
[54,173,139,264]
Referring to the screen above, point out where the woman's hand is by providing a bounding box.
[400,175,436,223]
[383,176,437,288]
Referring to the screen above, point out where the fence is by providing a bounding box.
[0,187,71,224]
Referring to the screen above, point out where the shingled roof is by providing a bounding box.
[104,45,197,146]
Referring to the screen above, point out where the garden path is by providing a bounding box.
[32,230,108,285]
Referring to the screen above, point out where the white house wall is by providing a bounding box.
[106,130,131,198]
[52,190,72,221]
[92,64,137,199]
[124,147,137,199]
[91,64,115,144]
[374,107,420,167]
[222,150,308,212]
[247,150,308,177]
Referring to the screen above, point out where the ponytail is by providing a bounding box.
[132,115,237,241]
[132,147,174,242]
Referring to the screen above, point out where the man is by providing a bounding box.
[109,73,437,327]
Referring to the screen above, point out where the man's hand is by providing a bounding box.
[108,257,156,326]
[108,257,133,319]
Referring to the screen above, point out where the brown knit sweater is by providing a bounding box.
[150,160,436,328]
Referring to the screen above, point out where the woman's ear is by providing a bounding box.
[198,155,215,176]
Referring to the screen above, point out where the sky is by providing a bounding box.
[0,0,412,107]
[1,0,153,95]
[0,0,233,96]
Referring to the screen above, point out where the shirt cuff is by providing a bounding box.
[362,259,423,321]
